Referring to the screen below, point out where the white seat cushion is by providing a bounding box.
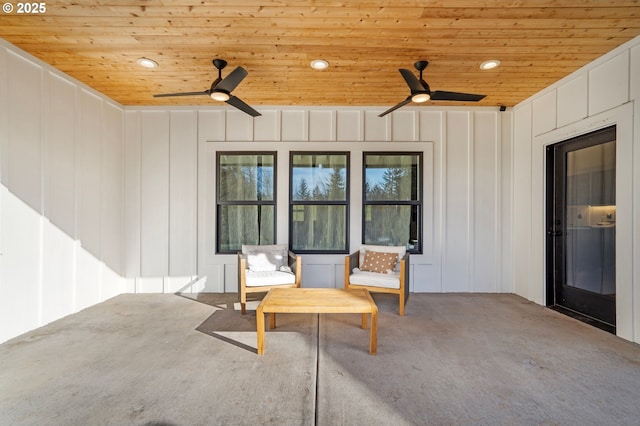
[349,268,400,289]
[245,270,296,287]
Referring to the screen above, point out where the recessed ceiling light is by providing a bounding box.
[310,59,329,70]
[480,60,501,70]
[136,57,158,69]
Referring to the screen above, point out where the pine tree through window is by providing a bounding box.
[216,152,276,254]
[363,152,422,253]
[289,152,349,253]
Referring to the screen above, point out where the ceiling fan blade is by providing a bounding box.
[153,91,210,98]
[215,66,248,92]
[430,91,486,102]
[399,69,426,92]
[209,77,222,91]
[378,96,412,117]
[226,95,261,117]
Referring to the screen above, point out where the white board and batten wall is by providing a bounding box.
[513,35,640,342]
[0,38,513,343]
[124,106,514,297]
[0,39,128,343]
[5,33,640,345]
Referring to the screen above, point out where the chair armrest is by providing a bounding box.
[399,252,410,299]
[288,251,302,286]
[287,251,300,270]
[238,253,248,289]
[345,251,360,274]
[344,251,359,287]
[399,252,409,271]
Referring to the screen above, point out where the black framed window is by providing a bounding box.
[290,152,349,253]
[363,152,422,253]
[216,152,276,253]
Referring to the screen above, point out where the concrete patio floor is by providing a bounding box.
[1,292,639,425]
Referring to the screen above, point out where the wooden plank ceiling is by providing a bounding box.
[1,1,639,109]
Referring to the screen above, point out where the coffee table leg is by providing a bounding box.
[369,310,378,355]
[257,306,265,355]
[270,312,276,329]
[361,313,368,329]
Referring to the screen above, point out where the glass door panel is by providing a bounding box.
[547,126,616,331]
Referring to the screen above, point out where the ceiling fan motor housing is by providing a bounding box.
[414,60,429,71]
[213,59,227,70]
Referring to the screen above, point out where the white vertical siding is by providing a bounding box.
[226,111,254,141]
[254,110,281,141]
[6,51,42,211]
[282,110,307,141]
[514,35,640,343]
[500,112,514,293]
[0,188,42,338]
[124,111,141,278]
[309,110,335,141]
[45,74,76,237]
[140,111,170,279]
[41,220,76,323]
[631,44,640,102]
[168,111,197,279]
[128,105,508,296]
[632,43,640,343]
[391,111,418,141]
[443,111,472,292]
[78,91,103,259]
[513,104,533,301]
[0,41,126,343]
[364,111,390,141]
[532,90,557,136]
[41,72,78,323]
[418,111,444,292]
[336,110,363,141]
[102,102,124,275]
[473,111,499,292]
[557,76,588,127]
[588,52,629,116]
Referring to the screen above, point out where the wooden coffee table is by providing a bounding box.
[256,288,378,355]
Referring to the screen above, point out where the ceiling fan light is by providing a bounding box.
[211,91,230,101]
[412,93,430,103]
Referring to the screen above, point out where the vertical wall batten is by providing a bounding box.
[140,111,170,280]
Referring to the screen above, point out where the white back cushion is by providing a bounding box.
[242,244,288,272]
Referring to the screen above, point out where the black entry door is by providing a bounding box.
[546,126,616,332]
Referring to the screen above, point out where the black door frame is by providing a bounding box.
[545,125,616,333]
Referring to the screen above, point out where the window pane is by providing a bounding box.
[364,205,419,250]
[219,154,274,201]
[292,154,347,201]
[218,205,274,252]
[365,154,420,201]
[291,205,347,251]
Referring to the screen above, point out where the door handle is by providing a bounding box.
[547,230,563,237]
